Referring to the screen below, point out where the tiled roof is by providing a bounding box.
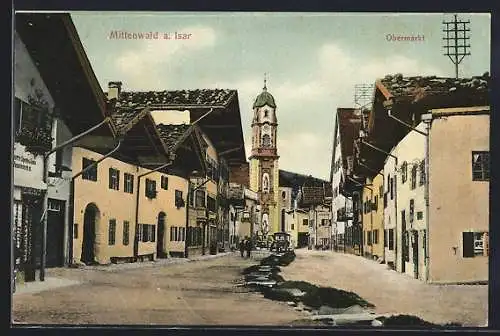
[109,106,146,136]
[116,89,236,109]
[156,123,192,151]
[379,72,490,104]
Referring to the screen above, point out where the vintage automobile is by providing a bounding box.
[270,232,292,252]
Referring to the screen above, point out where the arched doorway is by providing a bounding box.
[81,203,100,265]
[157,212,166,258]
[281,209,286,232]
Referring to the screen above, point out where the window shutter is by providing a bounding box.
[142,225,148,242]
[462,232,474,258]
[484,232,489,256]
[109,168,113,189]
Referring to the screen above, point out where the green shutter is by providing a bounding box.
[463,232,474,258]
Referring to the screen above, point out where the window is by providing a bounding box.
[384,229,387,247]
[383,192,387,209]
[303,219,308,226]
[472,151,489,181]
[367,230,372,245]
[388,229,394,250]
[141,224,156,242]
[207,196,216,212]
[372,196,378,211]
[124,173,134,193]
[417,211,423,220]
[463,231,488,257]
[410,165,417,190]
[82,158,97,181]
[108,168,120,190]
[175,190,185,208]
[321,219,330,226]
[170,227,176,241]
[409,199,415,223]
[390,178,394,200]
[291,224,294,230]
[401,161,408,184]
[123,221,130,245]
[419,160,426,186]
[108,219,116,245]
[74,224,78,239]
[262,134,271,147]
[145,179,157,199]
[137,224,143,242]
[387,174,390,192]
[161,176,169,190]
[282,191,286,200]
[195,190,206,208]
[180,227,185,241]
[373,230,379,244]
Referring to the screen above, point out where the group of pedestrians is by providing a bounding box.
[239,236,252,258]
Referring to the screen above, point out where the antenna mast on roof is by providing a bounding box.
[354,84,374,109]
[442,14,471,79]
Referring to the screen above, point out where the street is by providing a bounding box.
[12,249,488,326]
[281,249,488,327]
[12,252,306,325]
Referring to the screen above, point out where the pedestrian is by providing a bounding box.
[239,239,245,258]
[245,237,252,258]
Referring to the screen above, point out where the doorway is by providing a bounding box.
[157,212,166,258]
[81,203,99,265]
[46,199,66,267]
[412,231,419,279]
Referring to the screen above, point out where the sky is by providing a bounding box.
[70,12,491,180]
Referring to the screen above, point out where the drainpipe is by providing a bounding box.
[421,113,432,282]
[69,139,122,266]
[40,117,113,280]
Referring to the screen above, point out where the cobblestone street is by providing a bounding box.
[280,249,488,327]
[12,252,307,325]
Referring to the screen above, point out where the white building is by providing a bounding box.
[383,122,427,278]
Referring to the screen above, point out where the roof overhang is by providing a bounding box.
[15,13,114,137]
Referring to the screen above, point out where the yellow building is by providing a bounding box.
[427,106,489,283]
[361,173,384,261]
[295,210,310,248]
[72,108,206,264]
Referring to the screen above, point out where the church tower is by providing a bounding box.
[249,77,280,238]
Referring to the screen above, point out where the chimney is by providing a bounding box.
[108,81,123,100]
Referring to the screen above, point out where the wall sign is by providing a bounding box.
[14,152,37,171]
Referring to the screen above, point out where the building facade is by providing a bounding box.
[427,106,489,283]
